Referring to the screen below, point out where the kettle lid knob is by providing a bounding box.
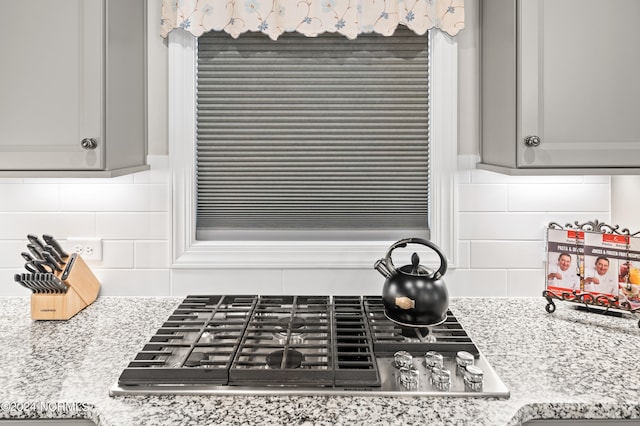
[411,252,420,274]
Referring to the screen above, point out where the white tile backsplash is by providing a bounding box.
[456,241,471,269]
[507,183,610,212]
[95,269,171,296]
[0,183,59,211]
[282,269,381,295]
[134,240,170,268]
[98,241,135,268]
[470,241,545,269]
[0,213,96,239]
[60,184,169,211]
[458,184,508,211]
[96,212,170,239]
[0,241,29,268]
[171,269,283,296]
[459,212,610,240]
[507,269,545,297]
[446,269,508,297]
[470,168,587,184]
[0,155,614,298]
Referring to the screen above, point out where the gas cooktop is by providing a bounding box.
[110,295,509,397]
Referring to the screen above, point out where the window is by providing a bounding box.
[169,29,458,268]
[195,28,430,242]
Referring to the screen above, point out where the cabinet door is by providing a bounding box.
[518,0,640,168]
[0,0,103,170]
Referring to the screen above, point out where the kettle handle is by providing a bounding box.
[384,238,447,278]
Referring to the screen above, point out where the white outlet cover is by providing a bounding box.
[67,237,103,261]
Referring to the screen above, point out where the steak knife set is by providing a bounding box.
[14,234,101,321]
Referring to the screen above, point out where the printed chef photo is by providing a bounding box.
[546,252,580,292]
[583,254,619,296]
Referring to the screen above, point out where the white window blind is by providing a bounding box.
[196,27,430,241]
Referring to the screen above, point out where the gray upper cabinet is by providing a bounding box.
[0,0,147,177]
[479,0,640,175]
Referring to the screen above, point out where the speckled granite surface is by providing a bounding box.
[1,296,640,425]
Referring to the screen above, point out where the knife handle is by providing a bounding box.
[45,245,65,265]
[41,252,62,272]
[27,243,44,260]
[21,252,35,263]
[27,234,46,251]
[25,259,50,274]
[43,234,69,258]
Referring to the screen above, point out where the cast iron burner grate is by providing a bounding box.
[229,295,334,386]
[117,295,477,388]
[362,296,480,357]
[118,295,256,385]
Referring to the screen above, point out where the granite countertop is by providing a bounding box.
[1,296,640,425]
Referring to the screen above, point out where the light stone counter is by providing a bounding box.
[1,296,639,425]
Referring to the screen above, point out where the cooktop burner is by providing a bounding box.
[111,295,509,398]
[266,349,304,369]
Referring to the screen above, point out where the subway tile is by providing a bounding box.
[583,175,610,184]
[507,269,545,297]
[471,169,586,184]
[470,241,544,269]
[457,154,478,171]
[0,241,29,268]
[446,269,508,297]
[95,269,170,296]
[456,241,471,269]
[96,213,169,239]
[282,269,381,295]
[134,155,170,184]
[507,183,610,212]
[459,213,549,240]
[26,174,135,184]
[0,183,59,211]
[81,240,134,268]
[456,155,475,183]
[171,269,282,296]
[0,269,33,296]
[59,184,169,212]
[457,169,471,185]
[0,213,96,239]
[459,212,611,240]
[135,240,170,268]
[458,184,508,212]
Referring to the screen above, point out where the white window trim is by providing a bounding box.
[169,29,458,269]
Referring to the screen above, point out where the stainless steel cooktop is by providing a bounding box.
[110,295,509,398]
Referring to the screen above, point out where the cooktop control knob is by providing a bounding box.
[431,367,451,391]
[394,351,413,369]
[424,351,444,371]
[400,365,419,388]
[455,351,474,376]
[463,365,484,391]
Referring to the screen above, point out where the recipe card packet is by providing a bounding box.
[582,231,624,298]
[546,228,583,293]
[620,235,640,309]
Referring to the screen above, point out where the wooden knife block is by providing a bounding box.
[30,255,101,321]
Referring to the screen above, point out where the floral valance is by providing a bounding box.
[161,0,464,40]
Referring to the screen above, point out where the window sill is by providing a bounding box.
[172,240,443,269]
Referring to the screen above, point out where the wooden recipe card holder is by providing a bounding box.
[31,253,101,321]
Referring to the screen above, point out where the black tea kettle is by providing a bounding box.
[374,238,449,327]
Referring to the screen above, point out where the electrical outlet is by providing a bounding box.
[67,238,103,261]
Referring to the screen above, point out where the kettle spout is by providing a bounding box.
[374,259,393,279]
